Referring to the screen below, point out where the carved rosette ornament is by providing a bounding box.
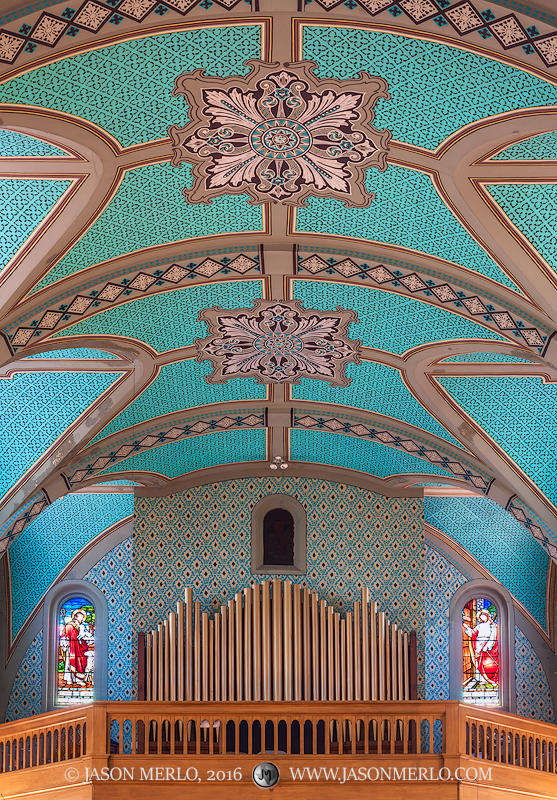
[195,300,361,386]
[169,60,391,207]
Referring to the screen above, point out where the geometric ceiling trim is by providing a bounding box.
[289,278,517,357]
[0,128,69,158]
[507,496,557,564]
[294,248,552,350]
[292,407,492,491]
[0,176,76,289]
[0,367,126,513]
[93,425,268,481]
[29,160,266,296]
[4,249,264,351]
[433,374,557,518]
[288,426,457,480]
[293,163,521,291]
[66,408,268,486]
[298,23,557,152]
[43,279,267,354]
[0,490,50,558]
[291,360,463,448]
[0,23,266,148]
[480,181,557,289]
[490,130,557,160]
[88,358,268,447]
[305,6,557,73]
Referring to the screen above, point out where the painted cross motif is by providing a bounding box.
[169,60,391,207]
[195,300,361,386]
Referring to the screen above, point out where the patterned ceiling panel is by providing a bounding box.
[289,427,454,479]
[441,351,535,363]
[425,496,549,628]
[8,492,133,643]
[1,178,71,270]
[292,361,461,447]
[291,279,508,354]
[295,164,518,290]
[23,347,119,358]
[0,369,123,509]
[508,497,557,562]
[90,359,267,446]
[49,279,265,352]
[31,162,264,294]
[436,375,557,510]
[484,183,557,281]
[0,25,263,149]
[94,426,267,480]
[0,129,67,157]
[301,26,557,151]
[492,131,557,160]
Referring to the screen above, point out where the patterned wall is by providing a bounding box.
[424,544,467,701]
[515,627,555,723]
[85,537,133,701]
[133,477,426,693]
[5,631,42,722]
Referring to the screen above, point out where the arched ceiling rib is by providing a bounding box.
[2,1,557,577]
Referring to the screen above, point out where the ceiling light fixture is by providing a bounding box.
[269,456,288,470]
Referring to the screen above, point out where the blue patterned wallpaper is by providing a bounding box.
[442,352,534,363]
[1,178,71,267]
[291,429,457,479]
[515,627,555,723]
[485,184,557,280]
[424,545,466,701]
[292,280,506,355]
[424,496,548,627]
[302,27,557,152]
[33,162,263,293]
[9,493,133,641]
[5,631,42,722]
[0,130,65,157]
[133,477,425,692]
[51,280,265,353]
[295,165,516,290]
[24,348,118,359]
[97,428,267,480]
[91,359,267,445]
[293,361,461,448]
[494,132,557,160]
[437,376,557,509]
[85,537,133,701]
[0,27,262,148]
[0,370,122,507]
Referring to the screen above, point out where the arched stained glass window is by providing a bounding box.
[263,508,294,566]
[462,597,499,706]
[57,597,95,706]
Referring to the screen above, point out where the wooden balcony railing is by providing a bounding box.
[0,701,556,775]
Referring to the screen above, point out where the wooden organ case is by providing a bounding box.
[137,579,418,703]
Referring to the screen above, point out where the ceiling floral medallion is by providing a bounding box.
[195,300,361,386]
[169,60,391,207]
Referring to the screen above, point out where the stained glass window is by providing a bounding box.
[263,508,294,566]
[462,597,499,706]
[57,597,95,706]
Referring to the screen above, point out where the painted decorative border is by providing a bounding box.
[294,251,553,354]
[291,408,492,489]
[0,491,51,550]
[507,497,557,561]
[307,0,557,70]
[66,408,267,484]
[0,5,263,68]
[4,253,264,354]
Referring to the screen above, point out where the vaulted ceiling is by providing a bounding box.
[2,0,557,572]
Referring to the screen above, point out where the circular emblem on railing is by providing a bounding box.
[252,762,280,788]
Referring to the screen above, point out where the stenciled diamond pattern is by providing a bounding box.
[133,477,425,694]
[5,631,42,721]
[85,537,133,701]
[515,627,555,723]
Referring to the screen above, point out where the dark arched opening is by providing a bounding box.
[263,509,294,566]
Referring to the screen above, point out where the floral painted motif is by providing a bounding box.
[170,60,391,207]
[195,300,361,386]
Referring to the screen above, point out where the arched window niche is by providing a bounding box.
[42,580,108,712]
[449,580,515,713]
[251,495,306,575]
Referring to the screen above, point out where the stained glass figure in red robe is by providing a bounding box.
[462,598,499,706]
[57,597,95,706]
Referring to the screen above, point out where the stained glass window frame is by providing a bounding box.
[56,596,96,707]
[462,596,500,707]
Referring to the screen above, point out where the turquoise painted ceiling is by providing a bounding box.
[1,5,557,593]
